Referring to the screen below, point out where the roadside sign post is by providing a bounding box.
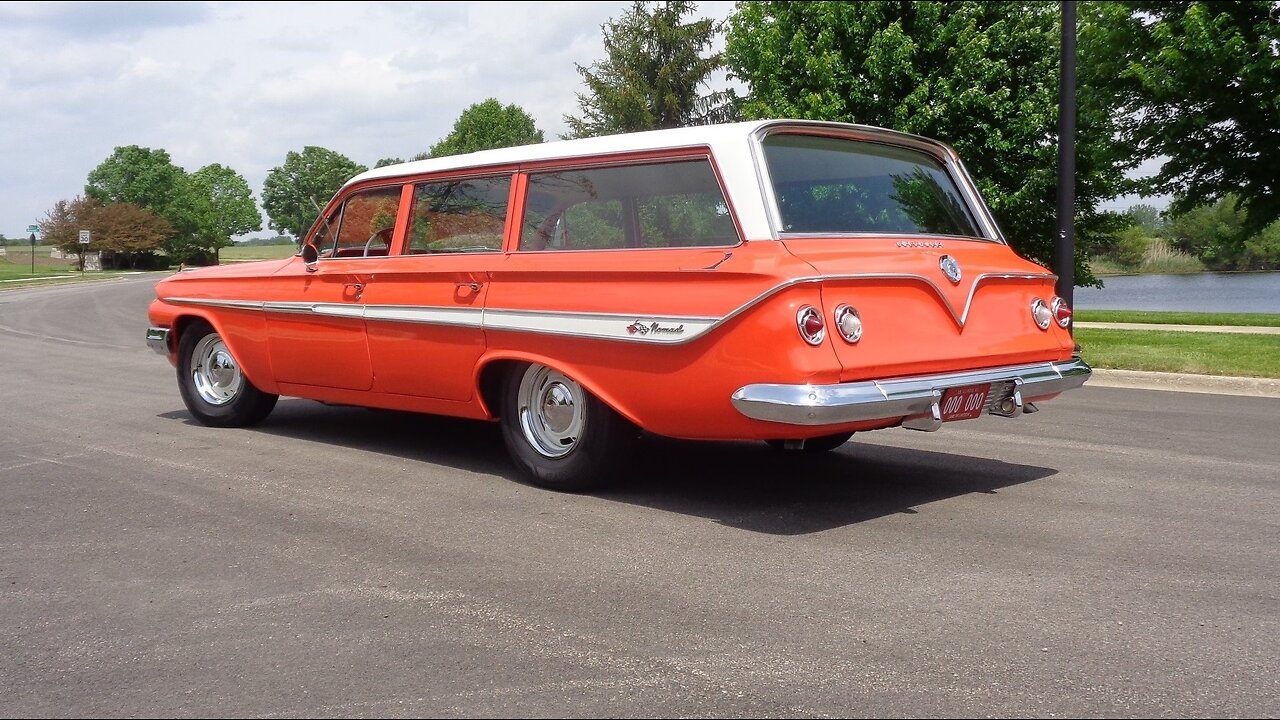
[78,230,91,273]
[26,225,39,277]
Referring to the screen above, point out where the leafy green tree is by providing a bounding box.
[375,157,404,168]
[1166,195,1249,270]
[725,1,1128,287]
[1243,221,1280,271]
[564,1,736,138]
[1083,1,1280,236]
[261,147,367,241]
[84,145,185,213]
[423,99,545,158]
[189,163,262,263]
[1124,204,1164,235]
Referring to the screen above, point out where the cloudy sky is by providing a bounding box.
[2,1,1158,241]
[0,1,737,240]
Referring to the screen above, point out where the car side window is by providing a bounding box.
[329,186,402,258]
[405,175,511,254]
[520,159,739,251]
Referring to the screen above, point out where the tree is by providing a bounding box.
[40,197,97,270]
[83,145,215,263]
[374,157,404,168]
[41,196,172,269]
[725,1,1129,287]
[91,202,174,268]
[423,99,544,158]
[189,164,262,263]
[1083,1,1280,236]
[261,147,367,241]
[1165,195,1250,271]
[84,145,185,212]
[1124,204,1164,235]
[564,1,736,138]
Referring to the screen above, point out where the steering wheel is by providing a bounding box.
[363,227,394,256]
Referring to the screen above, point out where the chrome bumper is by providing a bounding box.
[145,326,171,355]
[731,357,1091,429]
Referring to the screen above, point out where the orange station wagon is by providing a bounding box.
[146,120,1090,490]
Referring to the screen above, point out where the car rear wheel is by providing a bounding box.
[499,363,634,492]
[177,321,278,428]
[765,432,854,452]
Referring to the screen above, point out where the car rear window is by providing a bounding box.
[762,134,981,238]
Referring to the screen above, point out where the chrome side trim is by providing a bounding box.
[163,269,1055,345]
[731,358,1091,426]
[145,326,170,355]
[167,298,264,311]
[483,308,718,344]
[365,305,484,328]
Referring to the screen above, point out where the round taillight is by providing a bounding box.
[1031,298,1052,330]
[797,306,825,345]
[833,304,862,343]
[1051,297,1073,328]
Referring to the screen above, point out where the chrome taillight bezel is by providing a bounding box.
[1051,296,1072,328]
[796,305,825,345]
[1031,298,1053,330]
[833,304,863,343]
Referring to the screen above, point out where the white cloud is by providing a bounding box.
[0,0,736,239]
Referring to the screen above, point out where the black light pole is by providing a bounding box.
[1056,0,1077,316]
[29,233,36,276]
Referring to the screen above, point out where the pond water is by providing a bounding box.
[1073,272,1280,313]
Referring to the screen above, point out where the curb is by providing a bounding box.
[1089,368,1280,399]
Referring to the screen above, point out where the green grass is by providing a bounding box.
[1075,310,1280,327]
[1075,328,1280,378]
[220,244,297,261]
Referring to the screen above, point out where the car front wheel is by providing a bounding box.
[177,321,278,428]
[499,363,635,492]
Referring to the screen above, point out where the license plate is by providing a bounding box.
[939,383,991,422]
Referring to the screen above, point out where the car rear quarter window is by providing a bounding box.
[762,134,981,237]
[519,159,739,251]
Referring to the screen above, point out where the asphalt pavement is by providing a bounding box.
[1,275,1276,718]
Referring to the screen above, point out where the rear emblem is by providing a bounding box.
[939,255,962,284]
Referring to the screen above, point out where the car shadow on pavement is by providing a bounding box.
[161,400,1057,536]
[599,433,1057,534]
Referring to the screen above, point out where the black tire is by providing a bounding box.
[499,363,635,492]
[177,321,278,428]
[765,431,854,452]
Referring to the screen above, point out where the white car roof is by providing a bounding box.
[340,120,974,242]
[347,119,941,186]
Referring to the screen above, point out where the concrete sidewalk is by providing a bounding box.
[1075,321,1280,334]
[1089,368,1280,398]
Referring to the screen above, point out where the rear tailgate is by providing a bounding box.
[782,237,1077,383]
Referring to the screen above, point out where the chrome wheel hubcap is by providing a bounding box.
[517,366,585,458]
[190,334,243,406]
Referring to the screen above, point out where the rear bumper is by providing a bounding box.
[731,357,1091,427]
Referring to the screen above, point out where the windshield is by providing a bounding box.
[762,134,983,238]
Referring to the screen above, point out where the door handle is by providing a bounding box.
[455,281,482,293]
[343,282,365,301]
